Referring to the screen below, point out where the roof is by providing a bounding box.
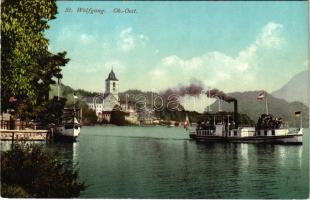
[103,93,118,101]
[81,96,93,103]
[81,96,105,104]
[105,69,118,81]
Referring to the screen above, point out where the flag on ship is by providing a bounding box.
[184,114,190,130]
[295,111,301,117]
[256,91,266,100]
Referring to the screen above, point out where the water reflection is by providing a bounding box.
[46,141,79,165]
[0,127,308,199]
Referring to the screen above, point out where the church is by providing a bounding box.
[83,68,120,122]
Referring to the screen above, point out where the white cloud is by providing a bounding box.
[118,27,135,52]
[256,21,283,48]
[162,55,178,65]
[149,68,166,77]
[139,34,149,41]
[152,21,284,91]
[79,34,94,44]
[56,26,97,48]
[162,55,203,69]
[118,27,149,52]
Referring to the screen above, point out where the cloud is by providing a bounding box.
[118,27,149,52]
[151,21,284,91]
[138,34,149,41]
[162,55,204,69]
[149,68,166,77]
[56,26,97,48]
[255,21,283,48]
[118,27,135,52]
[79,33,95,44]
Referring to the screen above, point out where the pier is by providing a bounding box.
[0,129,50,141]
[0,113,52,141]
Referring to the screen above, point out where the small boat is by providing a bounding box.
[54,108,81,141]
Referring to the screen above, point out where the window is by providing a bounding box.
[272,130,275,136]
[264,130,267,136]
[234,131,237,136]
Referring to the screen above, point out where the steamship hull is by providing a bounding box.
[190,95,303,145]
[54,124,80,141]
[190,128,303,144]
[54,115,81,141]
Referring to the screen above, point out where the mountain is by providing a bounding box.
[49,84,308,127]
[209,91,309,127]
[272,70,308,105]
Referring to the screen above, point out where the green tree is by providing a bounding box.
[110,105,128,126]
[1,184,30,198]
[1,0,69,122]
[66,100,98,125]
[1,144,86,198]
[110,110,127,126]
[37,97,67,126]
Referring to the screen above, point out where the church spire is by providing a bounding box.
[106,66,118,81]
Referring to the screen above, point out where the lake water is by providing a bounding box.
[1,126,309,198]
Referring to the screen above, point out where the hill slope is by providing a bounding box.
[272,70,308,105]
[49,84,309,127]
[209,91,309,127]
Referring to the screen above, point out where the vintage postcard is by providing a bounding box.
[1,0,309,199]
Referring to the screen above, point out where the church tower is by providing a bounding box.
[104,68,119,100]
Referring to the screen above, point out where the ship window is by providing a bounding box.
[264,130,267,136]
[272,130,275,136]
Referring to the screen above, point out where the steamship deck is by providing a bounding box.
[190,128,303,144]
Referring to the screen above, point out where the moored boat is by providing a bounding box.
[54,108,81,141]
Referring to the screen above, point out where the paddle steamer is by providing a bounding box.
[189,99,303,144]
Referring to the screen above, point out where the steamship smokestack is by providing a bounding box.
[206,88,239,128]
[233,99,238,128]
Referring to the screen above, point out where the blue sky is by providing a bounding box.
[46,1,308,95]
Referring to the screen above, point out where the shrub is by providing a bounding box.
[1,143,86,198]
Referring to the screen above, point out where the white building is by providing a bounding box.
[83,69,140,124]
[83,69,120,121]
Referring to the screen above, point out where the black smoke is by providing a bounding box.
[161,81,204,98]
[206,88,236,102]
